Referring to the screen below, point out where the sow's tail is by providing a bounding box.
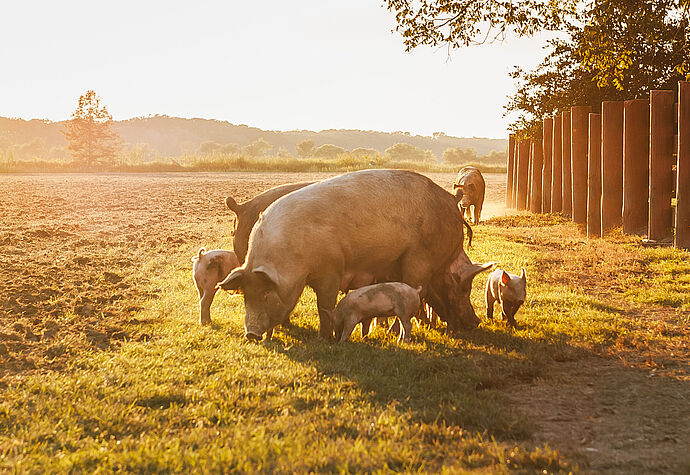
[463,217,473,248]
[453,191,473,247]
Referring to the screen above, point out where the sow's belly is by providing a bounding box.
[339,262,402,292]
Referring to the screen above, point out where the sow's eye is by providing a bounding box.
[263,291,281,306]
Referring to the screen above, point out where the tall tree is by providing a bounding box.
[63,91,121,166]
[295,139,315,158]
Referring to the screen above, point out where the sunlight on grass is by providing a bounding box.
[4,214,688,472]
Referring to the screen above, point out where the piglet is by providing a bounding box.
[485,268,527,327]
[320,282,421,343]
[192,248,239,325]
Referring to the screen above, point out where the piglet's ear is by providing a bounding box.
[218,267,246,291]
[520,268,527,281]
[501,270,510,285]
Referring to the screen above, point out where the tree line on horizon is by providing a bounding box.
[0,92,507,168]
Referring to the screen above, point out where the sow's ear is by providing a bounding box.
[217,267,246,291]
[460,261,495,283]
[253,265,279,290]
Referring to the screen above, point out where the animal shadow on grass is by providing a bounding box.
[267,321,690,472]
[263,322,587,439]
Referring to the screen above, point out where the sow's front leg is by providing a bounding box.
[485,280,495,320]
[313,276,340,339]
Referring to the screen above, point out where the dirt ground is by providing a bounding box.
[1,171,687,473]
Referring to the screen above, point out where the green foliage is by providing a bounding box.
[443,146,477,164]
[199,141,239,156]
[505,0,690,135]
[199,141,220,155]
[312,143,347,159]
[295,139,315,158]
[242,138,273,157]
[351,147,380,159]
[384,142,434,162]
[384,0,575,50]
[63,91,122,167]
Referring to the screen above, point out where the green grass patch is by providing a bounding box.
[5,214,688,472]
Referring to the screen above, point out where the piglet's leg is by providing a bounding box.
[199,291,216,325]
[398,317,412,344]
[360,317,373,337]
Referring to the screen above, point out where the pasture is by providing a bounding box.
[1,172,688,473]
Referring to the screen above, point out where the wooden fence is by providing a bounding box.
[506,81,690,250]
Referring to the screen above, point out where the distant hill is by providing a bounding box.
[0,115,507,161]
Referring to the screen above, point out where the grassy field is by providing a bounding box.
[0,173,688,473]
[0,155,506,175]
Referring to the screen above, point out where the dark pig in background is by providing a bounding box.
[225,181,314,263]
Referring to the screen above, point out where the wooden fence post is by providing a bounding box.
[512,139,520,208]
[562,110,573,217]
[677,82,690,249]
[530,140,543,213]
[571,105,592,224]
[601,101,624,232]
[527,144,533,207]
[516,139,530,210]
[507,134,515,208]
[552,114,563,213]
[648,90,675,242]
[542,118,553,213]
[588,113,602,237]
[623,99,650,235]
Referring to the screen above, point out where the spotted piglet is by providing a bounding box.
[320,282,422,343]
[485,268,527,327]
[192,248,239,325]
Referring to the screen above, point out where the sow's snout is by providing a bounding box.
[245,331,263,342]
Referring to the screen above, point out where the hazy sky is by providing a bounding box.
[1,0,553,138]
